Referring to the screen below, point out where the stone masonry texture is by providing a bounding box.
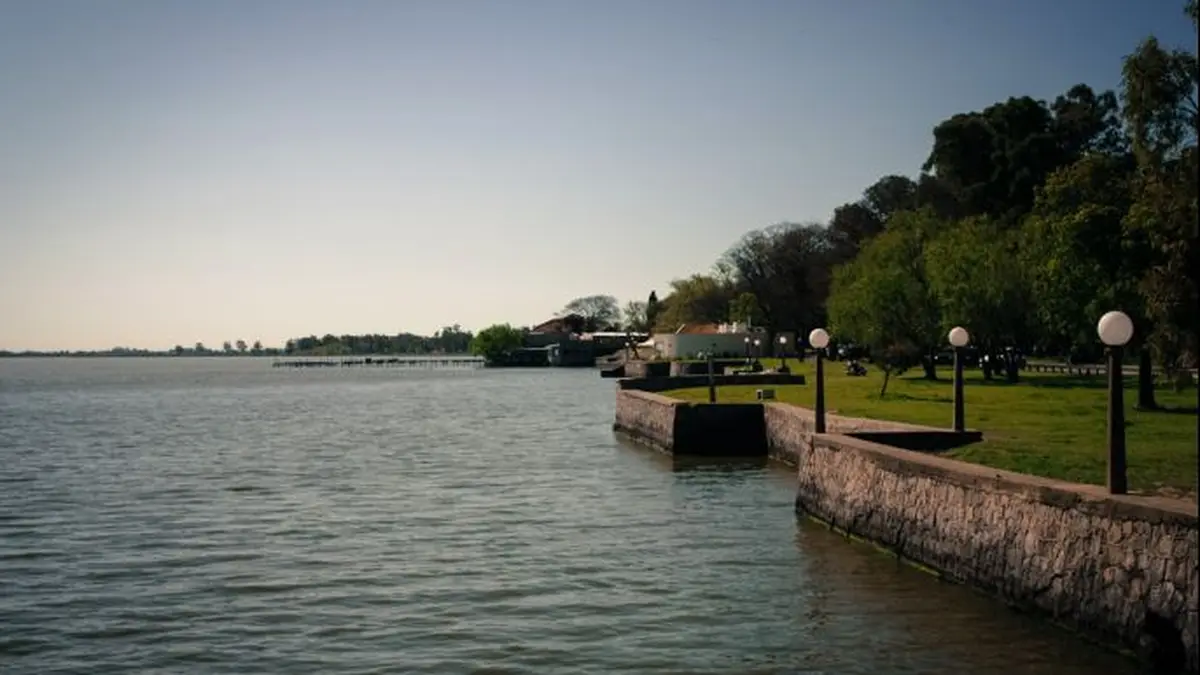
[785,431,1199,672]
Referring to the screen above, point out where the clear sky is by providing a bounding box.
[1,0,1194,350]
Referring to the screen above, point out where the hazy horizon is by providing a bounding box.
[2,0,1193,351]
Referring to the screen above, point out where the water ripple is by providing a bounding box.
[0,358,1139,674]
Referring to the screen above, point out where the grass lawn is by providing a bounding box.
[664,359,1198,498]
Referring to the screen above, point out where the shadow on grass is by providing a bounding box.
[1138,404,1200,415]
[898,373,1200,394]
[868,391,952,404]
[849,430,983,454]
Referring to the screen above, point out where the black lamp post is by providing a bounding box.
[778,335,789,373]
[948,326,970,433]
[809,328,830,433]
[1098,311,1134,495]
[744,335,751,364]
[706,343,717,403]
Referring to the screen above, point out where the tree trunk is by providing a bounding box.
[1137,347,1158,410]
[880,368,892,397]
[922,349,938,380]
[1005,354,1019,383]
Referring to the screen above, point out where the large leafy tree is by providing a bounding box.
[925,216,1031,380]
[863,174,920,221]
[827,210,943,393]
[1120,4,1199,380]
[469,324,525,363]
[622,300,648,332]
[826,202,884,260]
[559,295,621,332]
[720,222,837,332]
[1019,154,1147,360]
[922,84,1124,224]
[728,291,762,326]
[652,274,733,331]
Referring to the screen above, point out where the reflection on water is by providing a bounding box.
[0,358,1138,674]
[792,518,1141,674]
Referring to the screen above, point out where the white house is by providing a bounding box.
[648,322,760,359]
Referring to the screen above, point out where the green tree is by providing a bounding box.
[826,202,884,259]
[862,174,919,222]
[926,216,1031,381]
[622,300,648,332]
[921,85,1123,224]
[827,211,942,394]
[251,340,263,355]
[1019,154,1146,360]
[728,291,761,326]
[469,324,525,363]
[235,339,248,353]
[653,274,734,331]
[719,223,836,332]
[1120,4,1199,380]
[560,295,620,332]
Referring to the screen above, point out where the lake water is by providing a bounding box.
[0,358,1140,674]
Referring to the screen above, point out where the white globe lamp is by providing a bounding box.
[1097,311,1134,347]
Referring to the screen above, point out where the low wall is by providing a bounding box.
[762,400,979,464]
[622,360,670,379]
[785,431,1199,672]
[669,359,746,376]
[614,385,972,461]
[618,373,806,393]
[612,390,765,456]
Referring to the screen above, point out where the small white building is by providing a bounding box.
[648,322,760,359]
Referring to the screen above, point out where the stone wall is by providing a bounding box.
[613,389,679,452]
[614,386,972,460]
[613,389,765,456]
[622,360,670,379]
[762,401,979,464]
[784,430,1199,672]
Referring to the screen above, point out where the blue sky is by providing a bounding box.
[0,0,1194,350]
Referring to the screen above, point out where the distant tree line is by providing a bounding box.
[0,343,282,357]
[170,340,278,356]
[283,325,474,356]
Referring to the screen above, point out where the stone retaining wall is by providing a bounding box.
[612,389,765,456]
[786,432,1199,672]
[612,383,1200,671]
[614,387,973,461]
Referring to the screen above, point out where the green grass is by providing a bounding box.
[665,360,1198,497]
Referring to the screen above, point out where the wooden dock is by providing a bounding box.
[272,356,484,368]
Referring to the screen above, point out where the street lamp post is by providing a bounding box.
[1098,311,1134,495]
[753,338,761,368]
[778,335,790,373]
[744,336,751,364]
[809,328,831,433]
[948,326,970,432]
